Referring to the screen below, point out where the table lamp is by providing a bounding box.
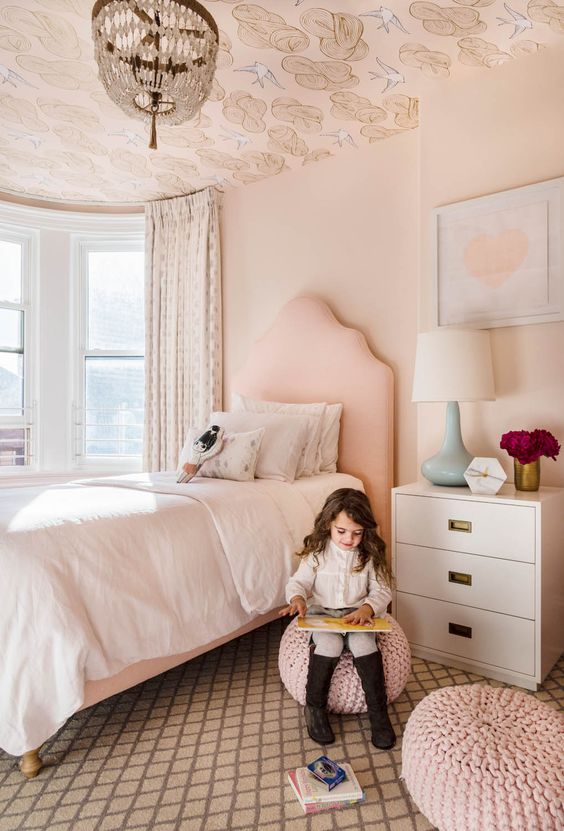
[412,329,495,486]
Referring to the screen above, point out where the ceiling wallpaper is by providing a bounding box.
[0,0,562,205]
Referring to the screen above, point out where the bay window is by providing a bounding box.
[0,232,34,468]
[0,203,144,480]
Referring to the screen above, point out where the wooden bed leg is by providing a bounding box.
[19,748,43,779]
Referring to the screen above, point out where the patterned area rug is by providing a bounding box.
[1,620,562,831]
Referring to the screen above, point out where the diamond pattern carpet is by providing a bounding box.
[1,620,562,831]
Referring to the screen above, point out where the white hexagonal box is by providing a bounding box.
[464,457,507,495]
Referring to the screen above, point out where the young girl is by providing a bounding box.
[280,488,395,749]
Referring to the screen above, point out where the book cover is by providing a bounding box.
[287,769,365,814]
[295,763,363,803]
[297,615,392,633]
[307,756,346,790]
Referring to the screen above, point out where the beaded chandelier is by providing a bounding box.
[92,0,219,150]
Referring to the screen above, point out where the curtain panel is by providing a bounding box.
[144,187,222,471]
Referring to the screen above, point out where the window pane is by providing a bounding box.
[0,352,23,415]
[0,308,23,350]
[0,427,27,466]
[87,251,144,351]
[85,357,144,456]
[0,240,22,303]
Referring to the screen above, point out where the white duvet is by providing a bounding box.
[0,471,361,756]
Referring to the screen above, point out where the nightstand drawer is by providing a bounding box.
[395,494,535,562]
[396,544,535,618]
[396,593,535,676]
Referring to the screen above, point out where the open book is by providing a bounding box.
[297,615,392,633]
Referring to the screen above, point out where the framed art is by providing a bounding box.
[433,176,564,329]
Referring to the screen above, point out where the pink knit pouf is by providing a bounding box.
[401,685,564,831]
[278,614,411,712]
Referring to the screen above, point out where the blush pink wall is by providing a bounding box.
[221,130,420,487]
[221,42,564,491]
[419,43,564,487]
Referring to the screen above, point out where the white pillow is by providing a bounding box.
[178,427,264,482]
[209,410,312,482]
[318,402,343,473]
[231,392,325,477]
[231,393,343,474]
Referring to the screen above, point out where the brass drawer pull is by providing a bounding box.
[449,622,472,639]
[448,570,472,586]
[448,519,472,533]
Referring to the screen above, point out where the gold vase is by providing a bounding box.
[514,458,540,492]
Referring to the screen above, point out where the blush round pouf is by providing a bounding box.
[278,614,411,712]
[401,684,564,831]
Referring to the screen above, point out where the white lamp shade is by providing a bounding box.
[412,329,495,403]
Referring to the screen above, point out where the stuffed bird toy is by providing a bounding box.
[177,424,224,483]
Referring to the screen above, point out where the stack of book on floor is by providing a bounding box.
[287,757,364,814]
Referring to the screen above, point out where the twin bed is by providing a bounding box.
[0,297,393,778]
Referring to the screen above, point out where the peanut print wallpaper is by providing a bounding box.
[0,0,562,204]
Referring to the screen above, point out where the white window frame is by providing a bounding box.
[0,226,38,472]
[73,234,145,472]
[0,202,144,485]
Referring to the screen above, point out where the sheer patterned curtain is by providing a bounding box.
[144,187,222,471]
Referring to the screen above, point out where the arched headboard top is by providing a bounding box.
[231,296,394,547]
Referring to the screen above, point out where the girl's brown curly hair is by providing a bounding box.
[296,488,392,586]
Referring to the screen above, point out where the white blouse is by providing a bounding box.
[285,540,392,615]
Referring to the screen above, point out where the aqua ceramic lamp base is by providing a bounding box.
[421,401,473,487]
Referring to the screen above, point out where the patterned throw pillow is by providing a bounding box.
[196,427,265,481]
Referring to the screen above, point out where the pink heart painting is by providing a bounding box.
[464,229,529,288]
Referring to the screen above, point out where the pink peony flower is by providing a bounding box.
[500,429,561,465]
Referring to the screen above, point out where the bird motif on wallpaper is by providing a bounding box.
[497,3,533,38]
[221,127,251,149]
[8,131,43,149]
[322,129,357,148]
[27,174,53,187]
[109,129,145,146]
[235,62,284,89]
[0,64,36,88]
[369,58,405,92]
[361,7,409,34]
[206,174,233,187]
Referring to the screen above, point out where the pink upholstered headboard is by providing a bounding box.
[231,296,394,550]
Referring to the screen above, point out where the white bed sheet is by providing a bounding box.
[0,471,361,756]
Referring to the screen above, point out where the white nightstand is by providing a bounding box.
[392,481,564,690]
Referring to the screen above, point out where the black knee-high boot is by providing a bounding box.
[304,652,339,744]
[353,651,396,749]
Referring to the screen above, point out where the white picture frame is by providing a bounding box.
[433,176,564,329]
